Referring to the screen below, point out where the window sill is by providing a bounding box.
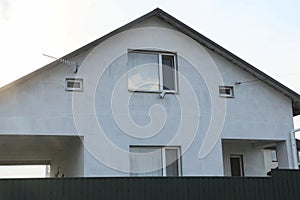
[219,94,234,98]
[128,89,179,94]
[65,89,84,92]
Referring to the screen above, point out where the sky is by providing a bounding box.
[0,1,299,125]
[0,165,49,178]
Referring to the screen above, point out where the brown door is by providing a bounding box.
[230,155,244,176]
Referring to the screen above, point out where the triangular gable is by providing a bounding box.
[1,8,300,115]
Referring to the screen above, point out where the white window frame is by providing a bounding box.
[219,86,234,98]
[161,146,182,176]
[128,50,178,93]
[65,78,83,91]
[130,146,182,176]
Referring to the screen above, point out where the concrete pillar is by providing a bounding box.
[277,141,293,169]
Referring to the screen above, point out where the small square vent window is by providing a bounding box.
[219,86,234,97]
[65,78,83,91]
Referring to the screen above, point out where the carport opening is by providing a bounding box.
[0,135,83,178]
[0,164,50,179]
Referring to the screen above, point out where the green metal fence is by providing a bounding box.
[0,169,299,200]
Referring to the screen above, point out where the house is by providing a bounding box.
[0,8,299,177]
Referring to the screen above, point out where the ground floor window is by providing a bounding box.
[130,146,181,176]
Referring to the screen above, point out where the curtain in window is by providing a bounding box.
[128,52,159,91]
[130,147,163,176]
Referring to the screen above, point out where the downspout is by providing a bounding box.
[290,128,300,169]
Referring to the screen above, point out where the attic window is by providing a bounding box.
[219,86,234,97]
[66,78,83,91]
[128,50,178,92]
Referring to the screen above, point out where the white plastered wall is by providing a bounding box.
[0,17,295,176]
[222,140,266,176]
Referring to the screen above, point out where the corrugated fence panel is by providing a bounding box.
[0,170,299,200]
[271,170,300,200]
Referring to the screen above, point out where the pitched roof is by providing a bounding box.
[2,8,300,115]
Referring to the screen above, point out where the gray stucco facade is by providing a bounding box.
[0,9,299,177]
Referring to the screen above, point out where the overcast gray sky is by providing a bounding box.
[1,0,299,128]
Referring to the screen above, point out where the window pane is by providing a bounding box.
[162,55,175,90]
[67,81,81,88]
[271,150,278,162]
[219,86,233,96]
[166,149,179,176]
[130,147,163,176]
[128,52,159,91]
[219,88,230,95]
